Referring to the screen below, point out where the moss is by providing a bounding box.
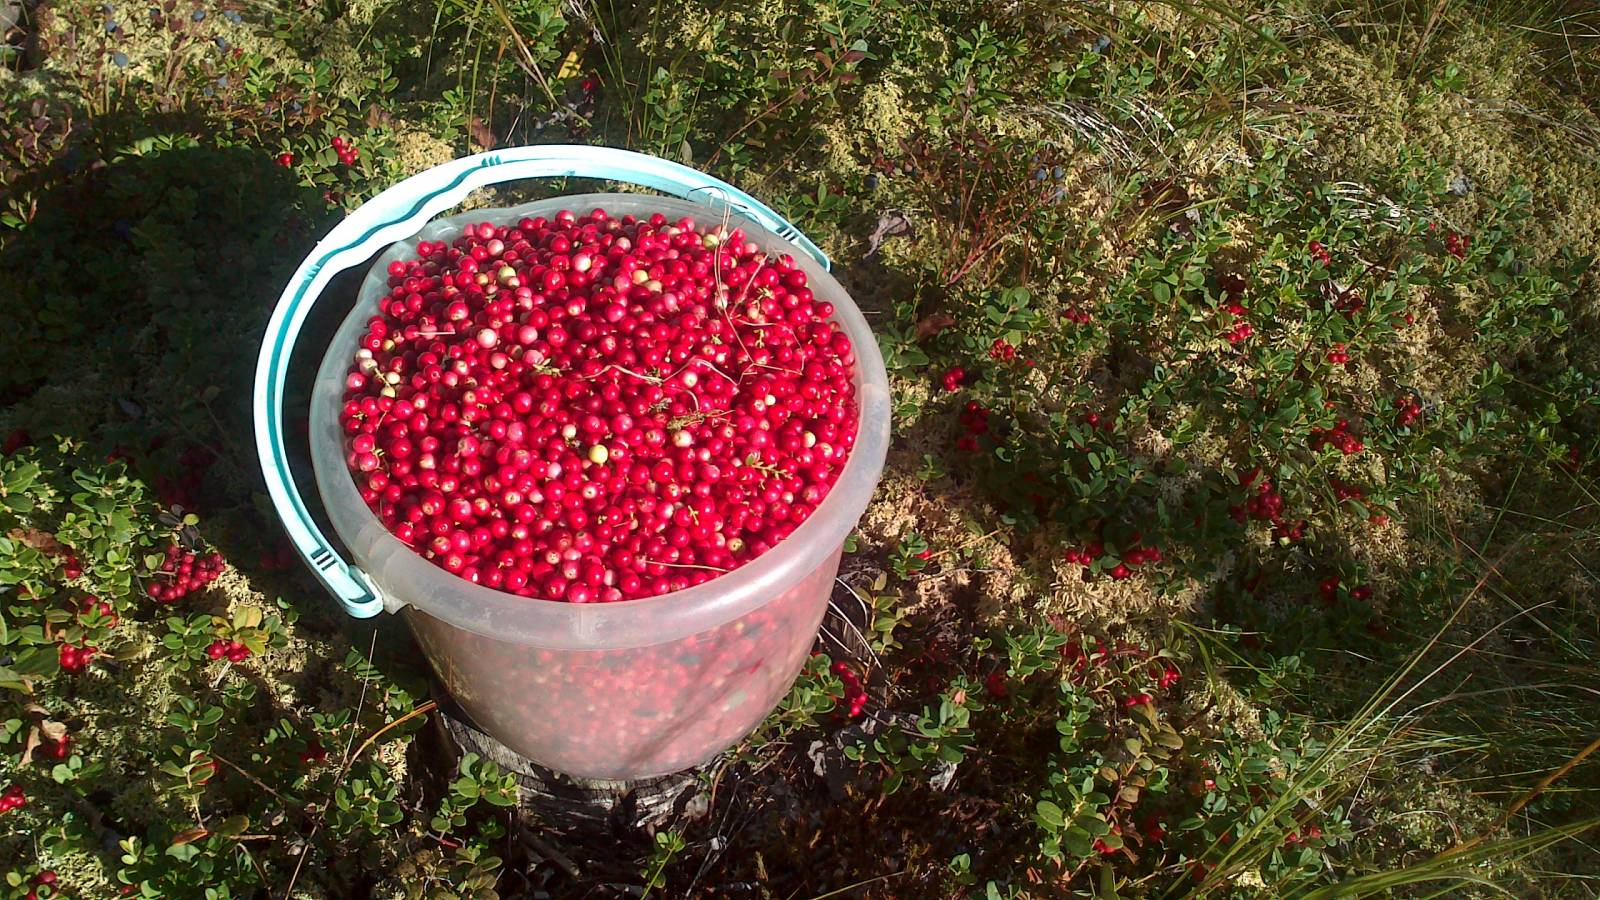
[389,128,459,177]
[1296,27,1600,265]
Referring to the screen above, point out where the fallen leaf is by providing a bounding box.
[866,209,913,257]
[914,313,956,341]
[469,116,496,151]
[171,828,211,847]
[22,725,41,762]
[9,529,66,557]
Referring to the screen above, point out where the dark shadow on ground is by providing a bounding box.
[0,144,423,685]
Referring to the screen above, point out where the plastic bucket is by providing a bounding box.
[253,147,890,779]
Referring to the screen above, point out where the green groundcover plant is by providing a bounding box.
[2,0,1599,896]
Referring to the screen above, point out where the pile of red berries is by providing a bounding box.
[1309,419,1364,455]
[1223,321,1254,344]
[988,338,1017,361]
[955,401,990,452]
[1308,240,1331,266]
[339,208,859,601]
[830,659,868,718]
[206,639,251,663]
[60,553,82,580]
[1325,343,1350,364]
[1444,231,1469,259]
[146,544,225,602]
[331,136,359,166]
[0,784,25,813]
[58,643,96,673]
[1394,394,1423,427]
[1063,306,1092,324]
[299,739,328,766]
[939,365,966,392]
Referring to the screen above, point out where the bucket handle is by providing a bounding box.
[252,145,828,618]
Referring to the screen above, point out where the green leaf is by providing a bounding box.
[13,647,60,678]
[1035,800,1065,828]
[1062,826,1094,857]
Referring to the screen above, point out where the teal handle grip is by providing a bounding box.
[252,145,826,618]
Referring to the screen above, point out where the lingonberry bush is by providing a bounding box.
[0,441,510,896]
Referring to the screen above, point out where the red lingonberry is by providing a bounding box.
[0,784,25,812]
[1331,478,1365,502]
[988,338,1017,361]
[1272,519,1307,544]
[1394,394,1423,428]
[1310,419,1363,455]
[1326,343,1350,365]
[983,670,1008,698]
[1444,232,1469,259]
[940,365,966,392]
[1308,240,1331,266]
[277,151,295,167]
[59,643,96,673]
[1158,666,1180,690]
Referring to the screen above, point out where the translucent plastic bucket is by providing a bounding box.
[253,148,889,779]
